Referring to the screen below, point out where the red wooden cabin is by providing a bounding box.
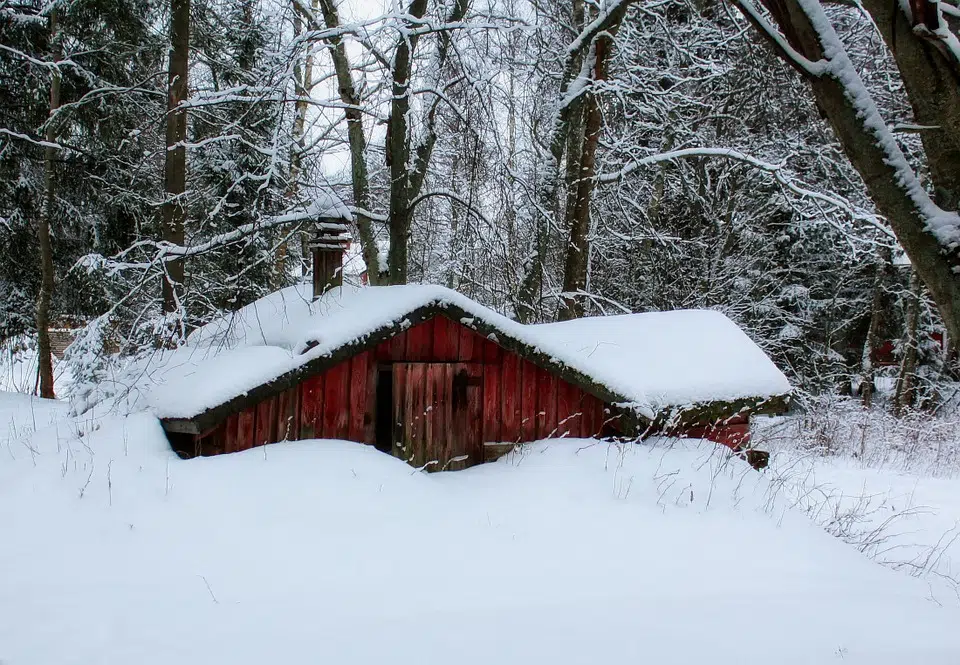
[157,228,789,471]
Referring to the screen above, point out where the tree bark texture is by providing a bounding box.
[36,7,61,399]
[516,0,633,321]
[384,0,429,285]
[283,1,317,281]
[162,0,189,315]
[859,251,890,408]
[894,269,922,413]
[384,0,467,284]
[316,0,381,283]
[558,34,615,321]
[859,0,960,210]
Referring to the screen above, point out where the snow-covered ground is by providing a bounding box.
[2,391,960,663]
[756,409,960,598]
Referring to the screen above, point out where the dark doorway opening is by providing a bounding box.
[375,365,394,453]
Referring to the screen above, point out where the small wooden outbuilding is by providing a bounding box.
[152,234,790,471]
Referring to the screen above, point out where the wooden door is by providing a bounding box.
[393,363,483,471]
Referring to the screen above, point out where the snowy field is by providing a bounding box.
[756,408,960,599]
[3,391,960,664]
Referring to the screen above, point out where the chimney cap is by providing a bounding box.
[309,221,351,251]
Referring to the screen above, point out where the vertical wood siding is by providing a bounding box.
[193,313,625,465]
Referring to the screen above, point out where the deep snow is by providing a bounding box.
[2,392,959,664]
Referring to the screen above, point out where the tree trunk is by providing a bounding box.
[385,0,430,285]
[558,34,614,321]
[894,269,922,413]
[36,7,61,400]
[162,0,189,316]
[860,253,889,408]
[516,0,632,322]
[316,0,381,283]
[288,2,315,279]
[858,0,960,211]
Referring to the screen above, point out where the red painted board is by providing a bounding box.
[390,328,408,360]
[465,364,484,468]
[424,363,445,466]
[458,323,480,362]
[432,315,461,361]
[254,397,277,446]
[237,407,255,451]
[556,381,580,439]
[519,360,537,442]
[481,336,501,363]
[299,374,324,439]
[275,386,300,442]
[408,363,426,466]
[536,368,558,439]
[322,360,350,439]
[348,352,369,443]
[374,336,393,362]
[500,352,521,443]
[404,319,435,361]
[482,363,501,443]
[223,413,241,453]
[363,359,378,445]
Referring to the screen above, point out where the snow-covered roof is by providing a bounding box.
[149,284,790,424]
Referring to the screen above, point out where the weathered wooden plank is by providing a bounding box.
[520,359,538,442]
[500,351,521,443]
[581,393,602,438]
[387,327,407,361]
[223,412,240,453]
[536,367,558,439]
[465,364,483,468]
[442,364,456,468]
[254,396,277,446]
[484,441,521,462]
[276,386,300,442]
[237,407,255,451]
[322,360,350,439]
[482,363,501,444]
[273,390,290,441]
[457,323,477,362]
[299,374,324,439]
[347,352,369,443]
[275,389,290,442]
[363,358,378,445]
[556,381,580,439]
[432,315,461,361]
[392,363,408,458]
[404,319,435,361]
[423,363,441,466]
[408,363,426,466]
[481,335,501,363]
[373,336,393,362]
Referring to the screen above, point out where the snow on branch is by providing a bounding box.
[0,128,63,150]
[598,147,892,235]
[82,196,352,276]
[794,0,960,250]
[566,0,638,59]
[730,0,960,250]
[728,0,829,77]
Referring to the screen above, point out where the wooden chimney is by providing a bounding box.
[310,219,351,299]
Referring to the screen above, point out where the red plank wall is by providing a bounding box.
[193,314,613,458]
